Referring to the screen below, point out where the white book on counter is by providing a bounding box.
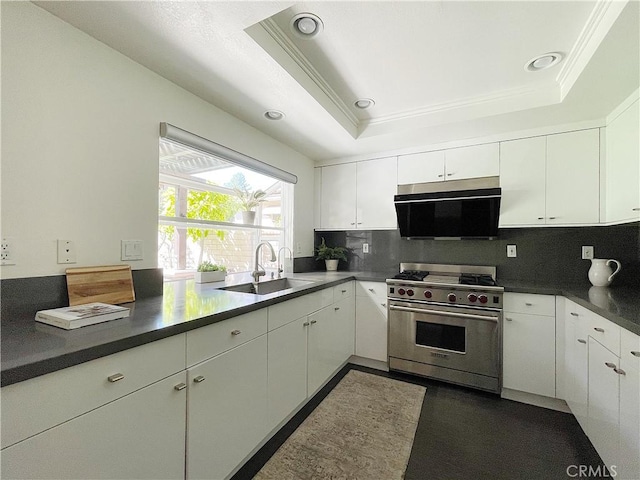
[35,302,130,330]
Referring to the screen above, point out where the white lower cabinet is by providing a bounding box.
[187,335,268,480]
[355,281,388,362]
[502,293,556,397]
[619,329,640,480]
[564,306,589,432]
[1,372,187,480]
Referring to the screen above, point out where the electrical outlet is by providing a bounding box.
[121,240,143,261]
[582,246,594,260]
[1,237,15,265]
[296,243,302,254]
[507,245,517,258]
[57,239,77,264]
[363,243,369,254]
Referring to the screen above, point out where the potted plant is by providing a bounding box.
[195,261,227,283]
[234,187,267,224]
[314,237,347,271]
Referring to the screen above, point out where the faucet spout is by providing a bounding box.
[252,242,276,283]
[277,246,294,279]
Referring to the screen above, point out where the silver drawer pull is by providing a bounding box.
[369,288,375,292]
[193,375,206,383]
[334,307,340,311]
[310,319,317,324]
[381,303,386,307]
[633,207,640,211]
[525,303,533,306]
[107,373,124,383]
[570,312,579,317]
[614,367,626,375]
[438,174,444,178]
[577,339,587,344]
[303,321,310,326]
[548,216,557,220]
[605,362,616,369]
[537,217,544,220]
[594,327,605,333]
[174,383,187,391]
[505,317,513,322]
[341,289,347,293]
[231,329,242,336]
[631,351,640,357]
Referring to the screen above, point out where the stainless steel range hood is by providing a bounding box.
[394,176,501,239]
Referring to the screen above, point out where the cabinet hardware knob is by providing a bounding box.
[605,362,616,369]
[548,216,557,220]
[368,288,375,292]
[633,208,640,211]
[350,223,355,225]
[631,351,640,357]
[341,289,347,293]
[357,222,362,225]
[447,173,453,176]
[107,373,124,383]
[570,312,579,317]
[438,174,444,178]
[537,217,544,220]
[577,339,587,344]
[505,317,513,321]
[310,319,317,324]
[614,367,626,375]
[174,383,187,391]
[381,303,386,307]
[193,376,206,383]
[303,322,310,326]
[525,303,533,306]
[231,329,242,336]
[594,327,605,333]
[334,307,340,311]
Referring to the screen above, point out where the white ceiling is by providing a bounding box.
[35,1,639,162]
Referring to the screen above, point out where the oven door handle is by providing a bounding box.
[389,305,499,322]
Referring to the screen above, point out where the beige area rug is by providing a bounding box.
[254,370,426,480]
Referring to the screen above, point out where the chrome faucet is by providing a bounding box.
[277,246,293,279]
[252,242,276,283]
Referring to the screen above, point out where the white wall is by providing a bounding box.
[0,2,316,280]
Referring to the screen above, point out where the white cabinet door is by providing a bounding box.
[588,338,620,472]
[320,162,357,229]
[606,98,640,224]
[356,157,398,229]
[499,136,547,227]
[334,295,356,363]
[564,303,590,432]
[546,129,600,224]
[398,150,445,184]
[267,317,308,430]
[307,305,337,396]
[1,372,187,480]
[503,312,556,397]
[618,329,640,480]
[355,282,388,362]
[445,143,499,180]
[187,336,268,480]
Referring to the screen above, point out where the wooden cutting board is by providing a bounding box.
[66,265,135,306]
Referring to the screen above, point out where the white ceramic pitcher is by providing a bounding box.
[588,258,621,287]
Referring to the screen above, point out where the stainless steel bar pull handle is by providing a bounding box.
[570,312,579,317]
[614,367,626,375]
[577,339,587,344]
[605,362,616,369]
[381,303,386,307]
[108,373,124,383]
[231,329,242,336]
[633,207,640,211]
[193,376,206,383]
[525,303,533,306]
[341,289,347,293]
[334,307,340,311]
[537,217,544,220]
[174,383,187,391]
[631,351,640,357]
[505,317,513,322]
[389,305,498,322]
[303,321,310,326]
[369,288,375,292]
[594,327,605,333]
[310,319,317,324]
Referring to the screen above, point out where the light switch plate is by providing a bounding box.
[363,243,369,254]
[506,245,517,258]
[121,240,143,261]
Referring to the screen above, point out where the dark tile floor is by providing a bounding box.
[233,364,607,480]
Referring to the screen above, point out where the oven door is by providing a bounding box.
[388,300,501,378]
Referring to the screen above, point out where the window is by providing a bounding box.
[158,134,294,281]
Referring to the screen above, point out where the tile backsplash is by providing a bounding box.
[314,222,640,286]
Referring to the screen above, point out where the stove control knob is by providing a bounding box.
[467,293,478,303]
[398,288,406,296]
[424,290,432,299]
[407,289,415,297]
[447,293,457,302]
[478,294,488,304]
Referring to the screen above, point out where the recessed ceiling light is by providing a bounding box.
[525,52,563,72]
[290,13,324,39]
[354,98,375,109]
[264,110,285,120]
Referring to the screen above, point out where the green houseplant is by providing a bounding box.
[234,188,267,224]
[195,261,227,283]
[314,238,347,271]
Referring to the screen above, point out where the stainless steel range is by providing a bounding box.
[387,263,504,393]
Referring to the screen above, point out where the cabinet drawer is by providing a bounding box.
[268,291,322,331]
[587,314,620,357]
[1,334,186,449]
[621,328,640,370]
[334,281,354,301]
[356,281,387,315]
[187,309,267,366]
[504,293,555,316]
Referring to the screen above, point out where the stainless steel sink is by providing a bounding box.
[220,278,314,295]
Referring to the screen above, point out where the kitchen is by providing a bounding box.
[1,1,639,480]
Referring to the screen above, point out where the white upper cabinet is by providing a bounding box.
[319,157,397,230]
[444,143,500,180]
[546,129,600,225]
[397,143,498,185]
[499,136,547,226]
[397,150,445,184]
[605,98,640,224]
[500,129,600,227]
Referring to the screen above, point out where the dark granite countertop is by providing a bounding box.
[2,270,638,387]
